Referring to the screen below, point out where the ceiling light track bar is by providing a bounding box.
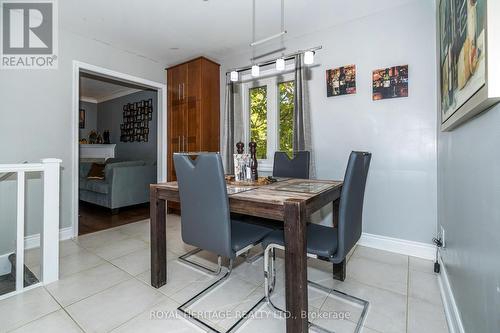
[226,45,322,74]
[250,31,287,47]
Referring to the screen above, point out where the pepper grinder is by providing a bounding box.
[236,141,244,154]
[249,141,258,181]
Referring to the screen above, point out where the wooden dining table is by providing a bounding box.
[149,177,343,333]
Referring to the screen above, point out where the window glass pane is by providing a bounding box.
[249,86,268,159]
[278,81,294,157]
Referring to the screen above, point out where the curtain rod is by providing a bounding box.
[226,45,322,74]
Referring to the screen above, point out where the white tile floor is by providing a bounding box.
[0,215,449,333]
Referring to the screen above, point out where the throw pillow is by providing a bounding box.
[87,163,106,180]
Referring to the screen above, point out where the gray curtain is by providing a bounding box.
[293,54,316,177]
[221,78,235,173]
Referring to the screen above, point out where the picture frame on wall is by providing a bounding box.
[438,0,500,131]
[372,65,409,100]
[79,109,85,129]
[326,65,356,97]
[120,99,153,142]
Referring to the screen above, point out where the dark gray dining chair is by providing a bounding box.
[239,150,311,264]
[173,153,273,332]
[239,150,311,263]
[262,151,372,333]
[273,151,310,179]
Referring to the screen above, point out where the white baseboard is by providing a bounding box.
[437,255,465,333]
[24,226,74,250]
[0,252,13,275]
[358,233,463,333]
[0,227,73,277]
[358,232,435,260]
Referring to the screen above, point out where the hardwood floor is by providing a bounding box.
[78,201,150,235]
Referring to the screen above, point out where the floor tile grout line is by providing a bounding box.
[210,283,264,328]
[58,259,106,280]
[48,273,134,308]
[106,295,173,333]
[3,292,62,333]
[344,274,408,297]
[54,247,169,332]
[3,285,88,333]
[45,286,89,333]
[47,240,144,308]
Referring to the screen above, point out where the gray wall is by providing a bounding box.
[437,104,500,333]
[0,27,165,238]
[97,90,157,163]
[79,101,97,140]
[220,0,437,243]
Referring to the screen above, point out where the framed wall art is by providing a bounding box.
[79,109,85,129]
[372,65,409,100]
[326,65,356,97]
[438,0,500,131]
[120,99,153,142]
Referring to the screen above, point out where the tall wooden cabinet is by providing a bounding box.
[167,57,220,183]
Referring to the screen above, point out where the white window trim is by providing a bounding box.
[240,69,294,172]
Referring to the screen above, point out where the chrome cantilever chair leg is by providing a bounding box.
[178,260,234,332]
[263,244,370,333]
[178,247,267,333]
[243,249,265,263]
[178,248,223,275]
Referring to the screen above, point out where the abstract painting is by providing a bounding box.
[439,0,487,129]
[372,65,409,100]
[326,65,356,97]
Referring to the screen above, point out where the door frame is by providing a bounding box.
[72,61,167,237]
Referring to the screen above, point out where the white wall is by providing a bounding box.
[0,29,166,234]
[220,0,437,243]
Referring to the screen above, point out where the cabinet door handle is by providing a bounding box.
[178,136,181,152]
[178,84,181,101]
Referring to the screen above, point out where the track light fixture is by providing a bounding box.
[230,71,238,82]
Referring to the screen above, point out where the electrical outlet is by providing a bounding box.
[440,225,446,249]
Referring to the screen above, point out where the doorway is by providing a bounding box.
[72,61,167,236]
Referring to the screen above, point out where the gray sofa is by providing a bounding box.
[79,160,156,211]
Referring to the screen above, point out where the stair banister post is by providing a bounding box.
[16,171,25,291]
[41,158,62,284]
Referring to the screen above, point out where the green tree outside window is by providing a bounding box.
[249,81,294,160]
[279,81,294,158]
[249,86,268,159]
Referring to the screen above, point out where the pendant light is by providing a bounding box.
[304,51,314,65]
[230,71,239,82]
[251,65,260,77]
[276,58,285,71]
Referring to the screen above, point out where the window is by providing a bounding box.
[278,81,294,157]
[249,86,268,159]
[244,73,295,171]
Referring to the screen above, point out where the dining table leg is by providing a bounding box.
[332,199,340,228]
[150,188,167,288]
[284,199,308,333]
[332,260,346,281]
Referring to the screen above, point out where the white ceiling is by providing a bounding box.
[61,0,416,67]
[80,76,143,103]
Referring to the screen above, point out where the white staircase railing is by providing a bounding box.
[0,158,62,299]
